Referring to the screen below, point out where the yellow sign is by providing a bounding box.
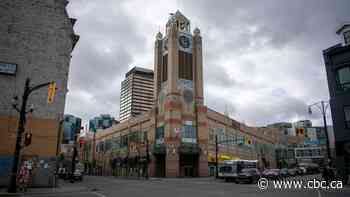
[245,137,252,145]
[47,82,56,104]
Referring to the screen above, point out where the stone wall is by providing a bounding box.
[0,0,78,187]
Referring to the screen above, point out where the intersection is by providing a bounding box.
[12,175,350,197]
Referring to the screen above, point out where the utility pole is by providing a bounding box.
[70,125,81,183]
[215,135,218,179]
[145,137,149,179]
[8,78,54,193]
[321,101,331,160]
[308,100,332,161]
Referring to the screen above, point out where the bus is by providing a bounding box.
[218,160,258,182]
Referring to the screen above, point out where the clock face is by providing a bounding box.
[179,35,190,48]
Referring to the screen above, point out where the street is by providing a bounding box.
[13,175,349,197]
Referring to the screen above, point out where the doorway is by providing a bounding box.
[180,154,199,177]
[155,154,165,177]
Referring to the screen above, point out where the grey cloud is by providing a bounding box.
[65,0,146,120]
[65,0,350,127]
[204,64,236,88]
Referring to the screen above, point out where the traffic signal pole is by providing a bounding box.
[8,78,54,193]
[215,135,218,179]
[321,101,332,160]
[308,100,332,162]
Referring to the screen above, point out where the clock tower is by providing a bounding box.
[153,11,208,177]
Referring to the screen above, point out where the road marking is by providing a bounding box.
[92,191,107,197]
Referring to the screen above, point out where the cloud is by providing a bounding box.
[65,0,350,127]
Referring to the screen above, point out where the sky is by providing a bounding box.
[65,0,350,127]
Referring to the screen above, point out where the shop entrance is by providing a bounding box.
[179,154,199,177]
[154,154,165,177]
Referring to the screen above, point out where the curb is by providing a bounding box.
[0,187,88,196]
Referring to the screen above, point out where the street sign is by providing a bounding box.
[0,62,17,75]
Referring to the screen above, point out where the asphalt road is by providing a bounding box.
[20,175,350,197]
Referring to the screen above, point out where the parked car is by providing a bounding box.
[298,163,320,174]
[298,167,307,175]
[235,168,261,184]
[280,168,289,177]
[262,169,281,180]
[287,168,298,176]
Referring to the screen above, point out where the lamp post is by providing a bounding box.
[8,78,54,193]
[215,135,218,179]
[214,134,238,179]
[308,100,332,161]
[145,137,149,179]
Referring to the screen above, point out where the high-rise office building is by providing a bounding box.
[89,114,116,131]
[324,23,350,183]
[119,67,154,122]
[63,114,82,144]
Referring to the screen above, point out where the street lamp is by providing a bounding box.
[308,100,332,161]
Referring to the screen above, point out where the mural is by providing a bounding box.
[177,79,194,113]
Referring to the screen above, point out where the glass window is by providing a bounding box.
[336,66,350,92]
[344,30,350,45]
[344,106,350,128]
[181,124,197,143]
[156,126,164,144]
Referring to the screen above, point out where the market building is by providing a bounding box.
[79,11,293,178]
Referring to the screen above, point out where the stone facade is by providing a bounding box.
[0,0,78,186]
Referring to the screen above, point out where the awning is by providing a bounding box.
[208,154,240,162]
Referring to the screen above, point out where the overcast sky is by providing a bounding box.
[65,0,350,127]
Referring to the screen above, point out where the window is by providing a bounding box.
[344,106,350,128]
[162,55,168,82]
[156,126,164,144]
[181,123,197,143]
[344,30,350,45]
[178,51,193,80]
[336,66,350,92]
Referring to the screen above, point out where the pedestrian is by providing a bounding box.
[322,166,330,185]
[17,164,30,192]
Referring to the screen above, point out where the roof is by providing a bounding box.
[166,10,190,27]
[336,23,350,34]
[125,66,154,77]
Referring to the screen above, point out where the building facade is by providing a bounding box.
[272,120,333,167]
[80,11,287,178]
[89,114,116,131]
[0,0,78,186]
[119,67,154,122]
[63,114,82,144]
[323,23,350,182]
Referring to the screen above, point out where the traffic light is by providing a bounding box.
[47,82,56,104]
[24,133,32,146]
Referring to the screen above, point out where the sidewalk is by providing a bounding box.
[0,179,88,196]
